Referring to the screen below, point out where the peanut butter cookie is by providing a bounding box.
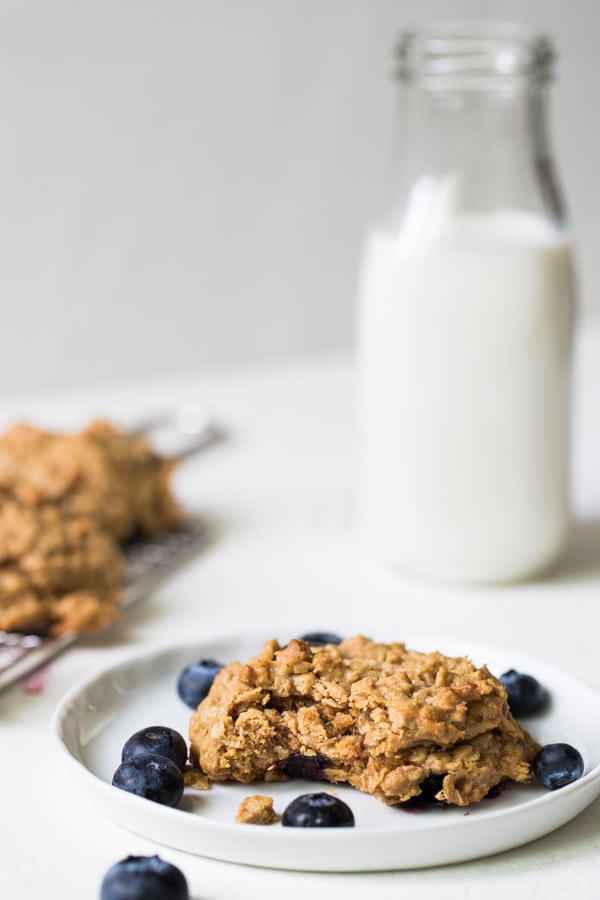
[189,636,539,807]
[0,420,180,635]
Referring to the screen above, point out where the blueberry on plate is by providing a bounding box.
[533,743,584,790]
[112,753,185,807]
[298,632,342,647]
[177,658,223,709]
[100,855,188,900]
[499,669,547,717]
[121,726,187,771]
[282,792,355,827]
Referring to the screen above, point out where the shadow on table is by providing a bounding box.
[82,510,231,651]
[546,517,600,583]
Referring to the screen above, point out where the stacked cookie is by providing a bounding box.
[189,636,539,806]
[0,421,180,635]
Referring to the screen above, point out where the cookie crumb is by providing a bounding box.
[183,766,210,791]
[236,795,280,825]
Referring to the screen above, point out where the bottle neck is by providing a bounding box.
[384,22,566,228]
[391,81,559,219]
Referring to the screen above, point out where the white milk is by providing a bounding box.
[357,207,575,583]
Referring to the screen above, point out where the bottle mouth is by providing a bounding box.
[396,20,554,88]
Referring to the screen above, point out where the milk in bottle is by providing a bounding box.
[357,24,576,582]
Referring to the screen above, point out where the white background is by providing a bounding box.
[0,0,598,395]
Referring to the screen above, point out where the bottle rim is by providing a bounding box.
[396,20,554,88]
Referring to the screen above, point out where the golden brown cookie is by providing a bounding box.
[189,636,539,807]
[0,419,180,635]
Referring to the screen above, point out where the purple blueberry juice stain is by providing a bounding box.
[400,804,430,815]
[23,665,50,695]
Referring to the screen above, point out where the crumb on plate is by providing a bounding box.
[236,795,280,825]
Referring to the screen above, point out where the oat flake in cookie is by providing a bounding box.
[189,636,540,807]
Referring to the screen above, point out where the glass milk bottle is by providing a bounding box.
[357,22,576,583]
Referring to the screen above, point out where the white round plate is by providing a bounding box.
[53,633,600,871]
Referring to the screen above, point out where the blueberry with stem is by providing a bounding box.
[121,726,187,771]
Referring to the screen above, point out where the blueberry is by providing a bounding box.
[499,669,547,717]
[100,855,188,900]
[177,658,223,709]
[402,775,446,808]
[121,726,187,771]
[298,632,342,647]
[282,792,355,827]
[533,743,584,790]
[276,752,328,781]
[112,753,184,807]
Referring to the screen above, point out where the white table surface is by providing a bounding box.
[1,318,599,900]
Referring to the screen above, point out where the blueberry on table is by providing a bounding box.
[298,632,342,647]
[112,753,185,807]
[121,726,187,771]
[533,743,584,790]
[177,658,224,709]
[100,855,188,900]
[499,669,547,717]
[282,792,355,827]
